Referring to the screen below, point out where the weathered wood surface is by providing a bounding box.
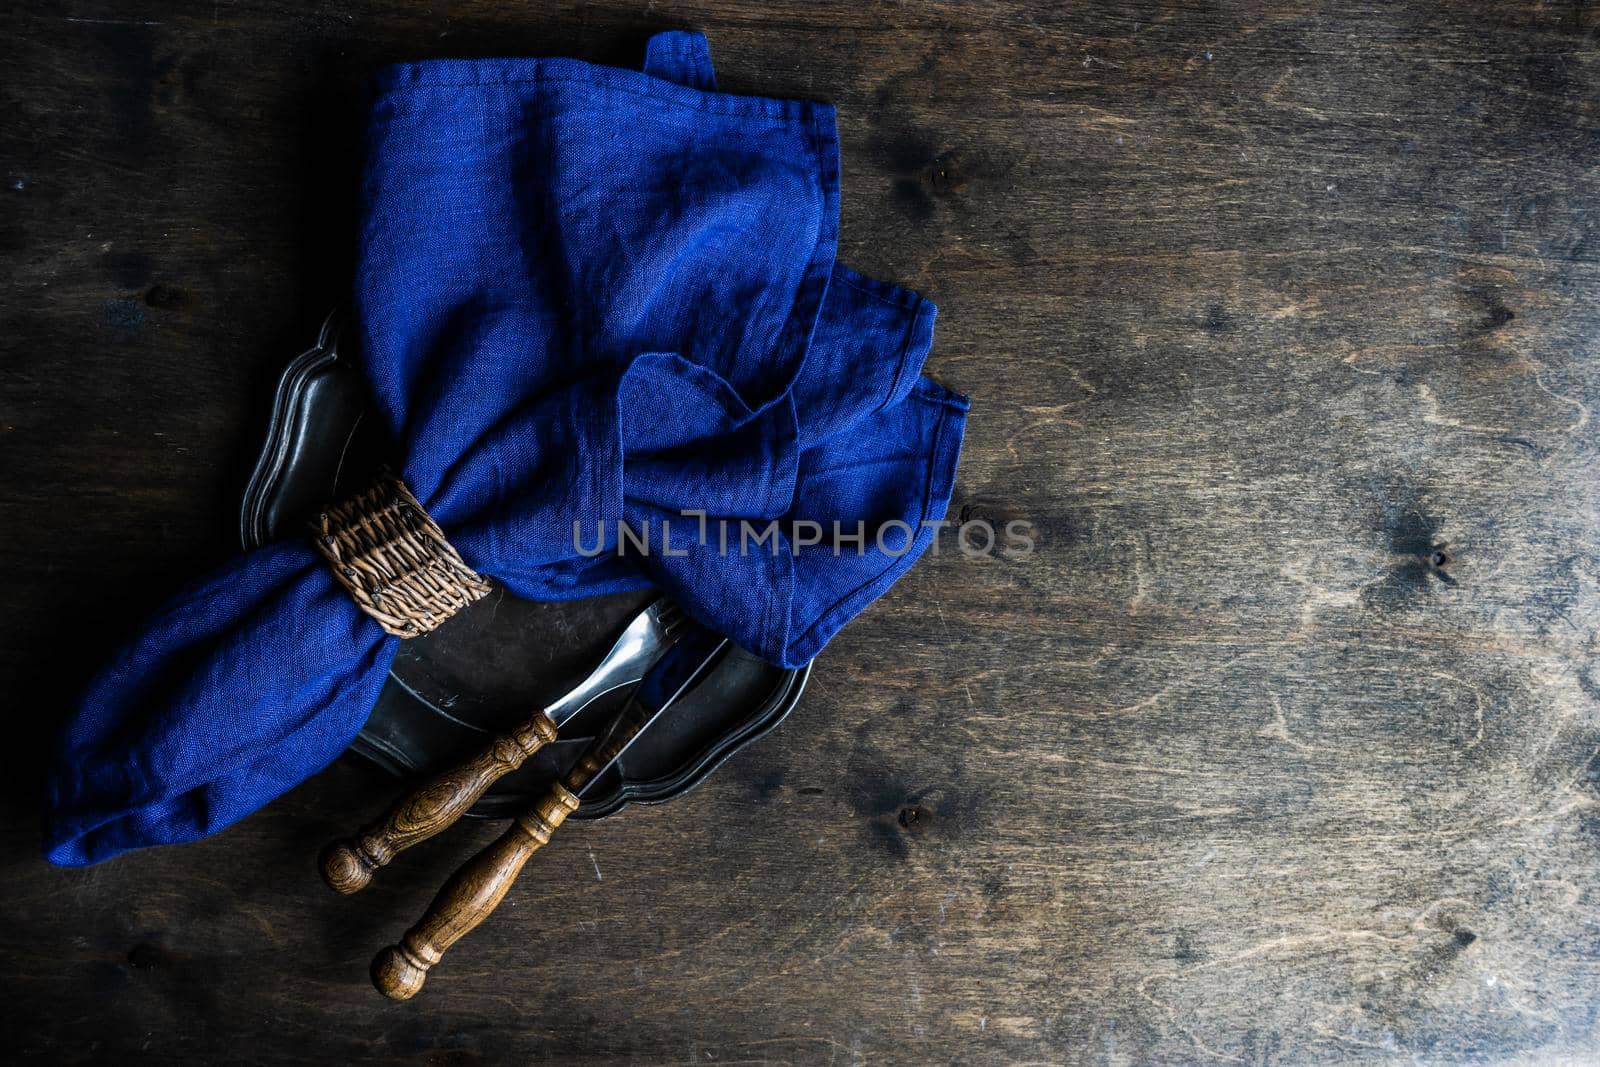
[4,1,1600,1063]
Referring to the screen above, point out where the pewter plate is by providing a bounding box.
[241,311,809,819]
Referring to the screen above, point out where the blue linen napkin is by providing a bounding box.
[45,32,967,866]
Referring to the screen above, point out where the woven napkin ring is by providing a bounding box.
[310,471,491,638]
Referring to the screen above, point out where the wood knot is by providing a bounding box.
[929,162,961,195]
[126,943,170,971]
[1484,305,1515,329]
[144,284,185,309]
[896,804,931,833]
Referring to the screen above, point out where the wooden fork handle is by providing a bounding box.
[320,710,560,894]
[371,783,581,1000]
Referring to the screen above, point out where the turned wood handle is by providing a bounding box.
[371,783,581,1000]
[370,733,627,998]
[320,710,559,894]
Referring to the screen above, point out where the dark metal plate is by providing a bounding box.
[241,311,809,819]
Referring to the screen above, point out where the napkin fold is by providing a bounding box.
[46,32,967,866]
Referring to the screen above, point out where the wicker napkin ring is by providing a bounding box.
[310,471,491,638]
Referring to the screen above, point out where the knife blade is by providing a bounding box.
[321,598,689,894]
[371,622,732,1000]
[570,625,732,801]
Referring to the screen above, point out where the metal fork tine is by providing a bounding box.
[320,594,697,896]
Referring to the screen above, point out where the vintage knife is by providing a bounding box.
[321,599,690,893]
[371,625,732,1000]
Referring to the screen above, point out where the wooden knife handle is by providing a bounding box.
[370,721,634,998]
[320,710,559,894]
[370,783,581,1000]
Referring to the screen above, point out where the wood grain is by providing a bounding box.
[372,697,676,997]
[372,782,582,1000]
[320,709,560,894]
[4,1,1600,1063]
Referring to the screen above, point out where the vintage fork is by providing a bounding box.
[320,599,688,893]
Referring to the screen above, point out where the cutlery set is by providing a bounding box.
[320,598,728,999]
[237,317,810,999]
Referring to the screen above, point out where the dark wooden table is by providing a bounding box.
[5,2,1600,1063]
